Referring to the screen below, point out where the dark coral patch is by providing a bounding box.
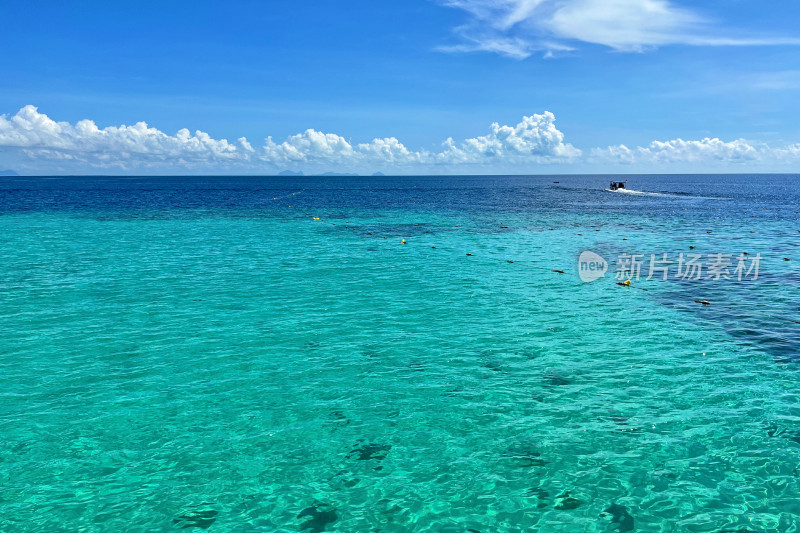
[347,442,392,462]
[554,492,582,510]
[601,503,634,532]
[526,487,550,508]
[298,504,338,533]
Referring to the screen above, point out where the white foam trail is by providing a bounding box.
[606,188,728,200]
[610,188,674,197]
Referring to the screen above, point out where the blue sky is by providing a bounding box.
[1,0,800,174]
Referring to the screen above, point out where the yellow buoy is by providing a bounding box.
[624,279,631,286]
[401,239,407,244]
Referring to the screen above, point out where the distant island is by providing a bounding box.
[316,172,359,177]
[278,170,361,177]
[0,170,19,176]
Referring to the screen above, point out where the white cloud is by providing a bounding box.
[592,137,771,165]
[5,105,800,174]
[438,0,800,58]
[357,137,427,164]
[262,129,356,165]
[776,143,800,159]
[441,111,581,162]
[0,105,251,168]
[436,35,539,60]
[548,0,702,52]
[0,106,579,173]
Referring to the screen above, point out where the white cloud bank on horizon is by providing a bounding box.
[437,0,800,59]
[0,105,580,172]
[592,138,800,166]
[1,105,800,174]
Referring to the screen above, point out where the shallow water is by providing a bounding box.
[0,175,798,532]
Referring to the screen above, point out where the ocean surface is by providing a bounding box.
[0,174,798,532]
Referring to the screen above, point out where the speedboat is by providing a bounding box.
[609,181,626,191]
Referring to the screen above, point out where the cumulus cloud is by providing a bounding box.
[357,137,428,164]
[262,130,357,165]
[0,106,579,172]
[591,137,779,166]
[438,0,800,58]
[4,105,800,174]
[437,112,581,163]
[0,105,250,168]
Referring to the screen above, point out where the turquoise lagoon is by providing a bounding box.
[0,175,798,532]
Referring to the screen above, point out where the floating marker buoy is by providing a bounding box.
[313,217,320,221]
[401,239,407,244]
[624,280,631,286]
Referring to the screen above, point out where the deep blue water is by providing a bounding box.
[2,174,799,218]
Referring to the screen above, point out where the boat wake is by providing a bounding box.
[607,188,728,200]
[608,188,677,197]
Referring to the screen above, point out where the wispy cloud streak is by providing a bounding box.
[437,0,800,58]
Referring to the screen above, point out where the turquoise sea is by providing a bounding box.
[1,174,799,532]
